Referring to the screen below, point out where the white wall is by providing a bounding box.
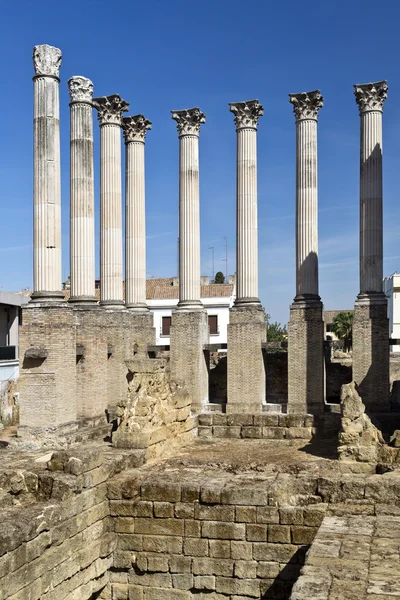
[384,273,400,352]
[147,296,234,346]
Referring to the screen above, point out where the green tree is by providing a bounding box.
[265,313,288,342]
[331,311,353,351]
[214,271,225,284]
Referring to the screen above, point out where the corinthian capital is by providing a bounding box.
[93,94,130,126]
[289,90,323,121]
[33,44,62,77]
[122,115,152,143]
[171,107,206,137]
[68,76,93,104]
[354,80,388,114]
[229,99,264,130]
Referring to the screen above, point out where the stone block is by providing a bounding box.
[201,521,246,540]
[235,506,257,523]
[209,540,231,558]
[234,560,257,579]
[169,555,192,573]
[291,526,317,544]
[185,520,201,537]
[241,427,262,439]
[153,502,174,518]
[262,427,286,439]
[221,487,267,506]
[195,505,235,522]
[230,541,253,560]
[192,557,234,577]
[142,535,182,554]
[194,575,216,590]
[246,524,267,542]
[172,573,193,590]
[183,538,208,557]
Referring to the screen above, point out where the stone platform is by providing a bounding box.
[1,437,400,599]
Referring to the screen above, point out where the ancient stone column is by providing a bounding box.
[68,76,96,304]
[122,115,152,311]
[93,95,129,307]
[353,81,389,412]
[287,90,324,415]
[169,108,209,411]
[229,100,263,306]
[227,100,266,413]
[32,44,63,302]
[171,108,205,310]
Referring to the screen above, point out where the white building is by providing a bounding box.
[147,276,236,346]
[384,272,400,352]
[0,291,29,381]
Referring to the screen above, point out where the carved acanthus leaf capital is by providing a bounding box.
[289,90,323,121]
[229,100,264,130]
[92,94,130,125]
[354,81,388,114]
[122,115,152,143]
[68,76,93,104]
[33,44,62,77]
[171,107,206,137]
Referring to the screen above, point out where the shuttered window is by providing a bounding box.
[161,316,172,336]
[208,315,218,335]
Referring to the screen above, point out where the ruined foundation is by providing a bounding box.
[227,307,266,413]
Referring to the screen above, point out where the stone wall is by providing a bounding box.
[0,447,143,600]
[198,413,315,441]
[107,470,322,599]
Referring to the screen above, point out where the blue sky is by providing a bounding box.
[1,0,399,323]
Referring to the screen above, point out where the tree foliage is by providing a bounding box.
[265,313,288,342]
[331,311,353,351]
[214,271,225,284]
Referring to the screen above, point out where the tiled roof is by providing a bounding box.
[146,279,234,300]
[27,279,234,302]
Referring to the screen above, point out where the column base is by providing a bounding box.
[126,302,149,312]
[176,299,204,311]
[30,291,65,303]
[100,299,125,309]
[170,310,209,411]
[69,295,98,304]
[353,293,389,412]
[227,305,266,413]
[288,299,324,415]
[234,297,262,309]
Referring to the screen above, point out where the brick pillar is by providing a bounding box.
[287,90,324,414]
[170,311,209,412]
[353,80,389,412]
[227,100,265,412]
[19,305,77,432]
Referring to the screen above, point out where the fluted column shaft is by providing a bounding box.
[179,135,201,306]
[122,115,152,310]
[171,108,206,310]
[236,127,259,303]
[126,140,146,306]
[295,117,319,298]
[359,111,383,294]
[100,124,123,304]
[229,100,263,306]
[32,45,63,300]
[93,95,129,307]
[68,77,96,303]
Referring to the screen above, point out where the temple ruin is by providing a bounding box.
[0,44,398,600]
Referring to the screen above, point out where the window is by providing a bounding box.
[208,315,218,335]
[161,316,172,336]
